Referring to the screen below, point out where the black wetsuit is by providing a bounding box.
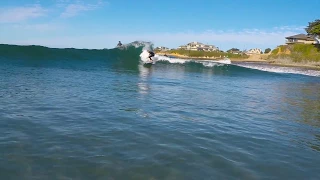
[117,42,122,46]
[148,51,155,60]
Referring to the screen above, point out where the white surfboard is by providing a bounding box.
[144,60,154,65]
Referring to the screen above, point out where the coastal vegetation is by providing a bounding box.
[155,49,249,59]
[268,44,320,62]
[266,19,320,66]
[305,19,320,38]
[264,48,271,54]
[227,48,241,54]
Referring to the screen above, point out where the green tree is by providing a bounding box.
[264,48,271,54]
[305,19,320,37]
[227,48,240,52]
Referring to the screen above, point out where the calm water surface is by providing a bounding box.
[0,59,320,179]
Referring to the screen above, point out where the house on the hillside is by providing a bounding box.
[245,48,262,54]
[178,42,218,52]
[285,34,317,44]
[154,46,170,51]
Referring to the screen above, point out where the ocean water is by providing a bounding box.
[0,43,320,179]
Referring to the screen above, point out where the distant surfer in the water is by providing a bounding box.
[147,50,155,61]
[117,41,122,47]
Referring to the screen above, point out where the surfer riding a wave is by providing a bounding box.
[117,41,122,47]
[147,50,155,62]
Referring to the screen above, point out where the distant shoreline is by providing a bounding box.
[156,52,320,70]
[156,52,267,62]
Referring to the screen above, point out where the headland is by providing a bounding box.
[155,43,320,70]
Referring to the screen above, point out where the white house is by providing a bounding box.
[245,48,262,54]
[178,42,218,52]
[285,34,318,44]
[155,46,170,51]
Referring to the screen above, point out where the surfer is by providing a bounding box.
[117,41,122,47]
[147,50,155,61]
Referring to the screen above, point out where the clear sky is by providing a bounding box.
[0,0,319,51]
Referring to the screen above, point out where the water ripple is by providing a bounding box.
[0,61,320,179]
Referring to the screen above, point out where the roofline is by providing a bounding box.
[285,34,316,40]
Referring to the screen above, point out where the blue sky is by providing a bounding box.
[0,0,319,51]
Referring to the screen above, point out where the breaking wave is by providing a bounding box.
[0,42,319,77]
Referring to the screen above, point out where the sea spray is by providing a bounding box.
[139,50,159,63]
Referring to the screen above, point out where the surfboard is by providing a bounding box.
[143,60,154,67]
[145,60,153,64]
[144,59,154,64]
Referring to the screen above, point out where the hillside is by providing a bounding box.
[155,49,249,60]
[154,44,320,69]
[268,44,320,67]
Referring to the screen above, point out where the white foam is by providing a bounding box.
[139,50,158,63]
[138,49,320,77]
[197,59,231,67]
[235,63,320,77]
[214,59,231,64]
[116,41,157,63]
[155,55,192,64]
[116,41,153,50]
[153,55,231,67]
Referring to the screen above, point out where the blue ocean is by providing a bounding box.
[0,42,320,179]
